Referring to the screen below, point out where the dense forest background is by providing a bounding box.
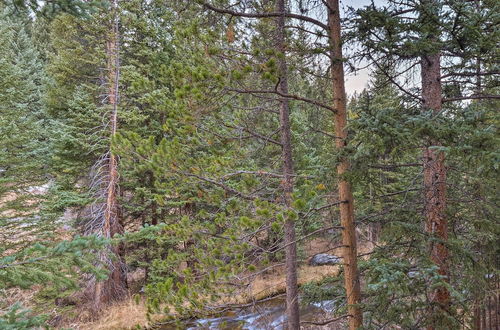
[0,0,498,329]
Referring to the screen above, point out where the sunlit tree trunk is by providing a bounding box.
[327,0,363,328]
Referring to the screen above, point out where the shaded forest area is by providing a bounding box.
[0,0,498,329]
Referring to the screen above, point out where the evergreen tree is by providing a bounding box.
[45,1,127,311]
[0,6,48,249]
[0,0,497,328]
[0,5,121,327]
[353,0,499,327]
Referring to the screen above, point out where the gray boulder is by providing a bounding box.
[309,253,341,266]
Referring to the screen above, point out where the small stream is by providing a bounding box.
[159,296,341,329]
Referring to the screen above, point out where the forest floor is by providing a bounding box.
[68,237,373,330]
[1,188,371,329]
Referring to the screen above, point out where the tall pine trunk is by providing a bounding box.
[421,50,450,326]
[327,0,363,328]
[419,2,450,326]
[276,0,300,328]
[93,0,127,310]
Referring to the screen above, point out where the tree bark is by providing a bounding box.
[421,51,450,326]
[276,0,300,328]
[94,0,127,309]
[327,1,363,328]
[419,2,450,327]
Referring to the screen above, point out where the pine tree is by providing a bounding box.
[275,0,300,327]
[1,0,497,328]
[0,6,48,249]
[326,1,363,327]
[45,2,128,311]
[354,0,499,327]
[90,0,127,310]
[0,5,114,326]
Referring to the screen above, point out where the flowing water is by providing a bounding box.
[159,296,342,329]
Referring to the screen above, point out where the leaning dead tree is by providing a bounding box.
[85,0,127,311]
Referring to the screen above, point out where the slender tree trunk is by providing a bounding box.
[327,1,362,328]
[275,0,300,328]
[94,0,127,309]
[473,304,480,329]
[421,51,450,326]
[419,2,449,326]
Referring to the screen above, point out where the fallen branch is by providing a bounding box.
[301,314,351,325]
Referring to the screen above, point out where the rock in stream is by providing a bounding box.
[309,254,341,266]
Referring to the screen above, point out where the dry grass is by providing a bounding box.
[247,264,341,302]
[69,264,342,330]
[67,238,373,329]
[1,287,39,312]
[68,297,155,330]
[238,237,356,302]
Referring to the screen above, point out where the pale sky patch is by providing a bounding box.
[342,0,381,95]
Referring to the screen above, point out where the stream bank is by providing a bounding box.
[159,295,344,329]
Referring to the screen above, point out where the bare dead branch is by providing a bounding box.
[301,314,351,325]
[202,2,329,31]
[226,88,336,113]
[443,94,500,102]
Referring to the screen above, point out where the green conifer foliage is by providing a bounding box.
[0,0,497,328]
[0,7,49,247]
[350,1,499,327]
[0,7,109,326]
